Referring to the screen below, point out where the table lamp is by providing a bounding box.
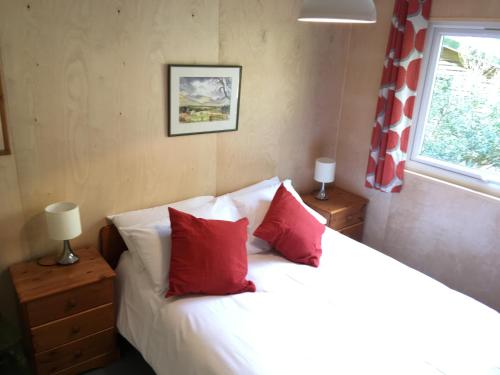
[314,157,336,200]
[45,202,82,265]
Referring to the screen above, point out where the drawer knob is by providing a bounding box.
[347,215,353,221]
[67,298,77,310]
[74,349,83,359]
[71,325,81,334]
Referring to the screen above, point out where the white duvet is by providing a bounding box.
[115,228,500,375]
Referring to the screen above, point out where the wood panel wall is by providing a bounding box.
[0,0,348,323]
[217,0,349,194]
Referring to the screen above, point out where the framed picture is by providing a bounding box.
[0,72,10,155]
[168,64,242,137]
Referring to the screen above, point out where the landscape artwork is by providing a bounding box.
[168,65,241,136]
[179,77,232,123]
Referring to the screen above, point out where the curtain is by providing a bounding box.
[365,0,432,192]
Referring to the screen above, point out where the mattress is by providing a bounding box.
[115,228,500,375]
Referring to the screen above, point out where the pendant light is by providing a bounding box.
[298,0,377,24]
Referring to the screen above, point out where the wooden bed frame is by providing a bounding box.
[99,224,127,269]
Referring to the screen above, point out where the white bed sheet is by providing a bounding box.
[116,228,500,375]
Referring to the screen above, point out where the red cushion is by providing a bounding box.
[166,207,256,297]
[254,184,325,267]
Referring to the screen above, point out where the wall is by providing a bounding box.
[335,0,500,311]
[217,1,348,193]
[0,0,349,324]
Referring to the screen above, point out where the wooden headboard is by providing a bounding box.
[99,224,127,269]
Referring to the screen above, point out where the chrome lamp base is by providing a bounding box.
[58,240,79,265]
[315,182,329,200]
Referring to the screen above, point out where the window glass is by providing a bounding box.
[413,30,500,185]
[411,24,500,192]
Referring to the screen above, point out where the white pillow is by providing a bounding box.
[107,195,215,228]
[230,179,327,254]
[120,195,241,294]
[225,176,280,198]
[125,222,170,291]
[108,195,214,267]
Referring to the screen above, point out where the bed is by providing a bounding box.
[100,224,500,375]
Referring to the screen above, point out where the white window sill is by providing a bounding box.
[405,161,500,200]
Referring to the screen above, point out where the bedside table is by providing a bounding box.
[301,187,368,242]
[9,247,119,375]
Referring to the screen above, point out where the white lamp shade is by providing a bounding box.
[45,202,82,240]
[298,0,377,23]
[314,158,336,183]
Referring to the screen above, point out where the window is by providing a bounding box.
[409,22,500,196]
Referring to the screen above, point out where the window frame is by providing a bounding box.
[407,21,500,197]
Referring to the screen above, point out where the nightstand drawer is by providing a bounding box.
[329,204,366,230]
[339,222,364,241]
[26,278,113,327]
[52,351,119,375]
[312,208,331,223]
[31,303,114,352]
[35,328,115,375]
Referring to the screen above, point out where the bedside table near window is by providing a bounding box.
[9,247,119,375]
[301,187,369,242]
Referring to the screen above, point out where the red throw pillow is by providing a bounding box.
[166,207,256,297]
[254,184,325,267]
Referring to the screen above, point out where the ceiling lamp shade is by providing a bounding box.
[298,0,377,24]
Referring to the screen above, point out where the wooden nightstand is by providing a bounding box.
[9,247,119,375]
[301,187,368,242]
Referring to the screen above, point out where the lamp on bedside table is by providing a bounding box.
[314,157,336,200]
[45,202,82,265]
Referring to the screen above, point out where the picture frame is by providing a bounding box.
[168,64,242,137]
[0,72,10,155]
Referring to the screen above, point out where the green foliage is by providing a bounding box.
[420,46,500,174]
[179,105,229,123]
[443,38,460,50]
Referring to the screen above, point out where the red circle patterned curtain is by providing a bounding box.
[365,0,432,192]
